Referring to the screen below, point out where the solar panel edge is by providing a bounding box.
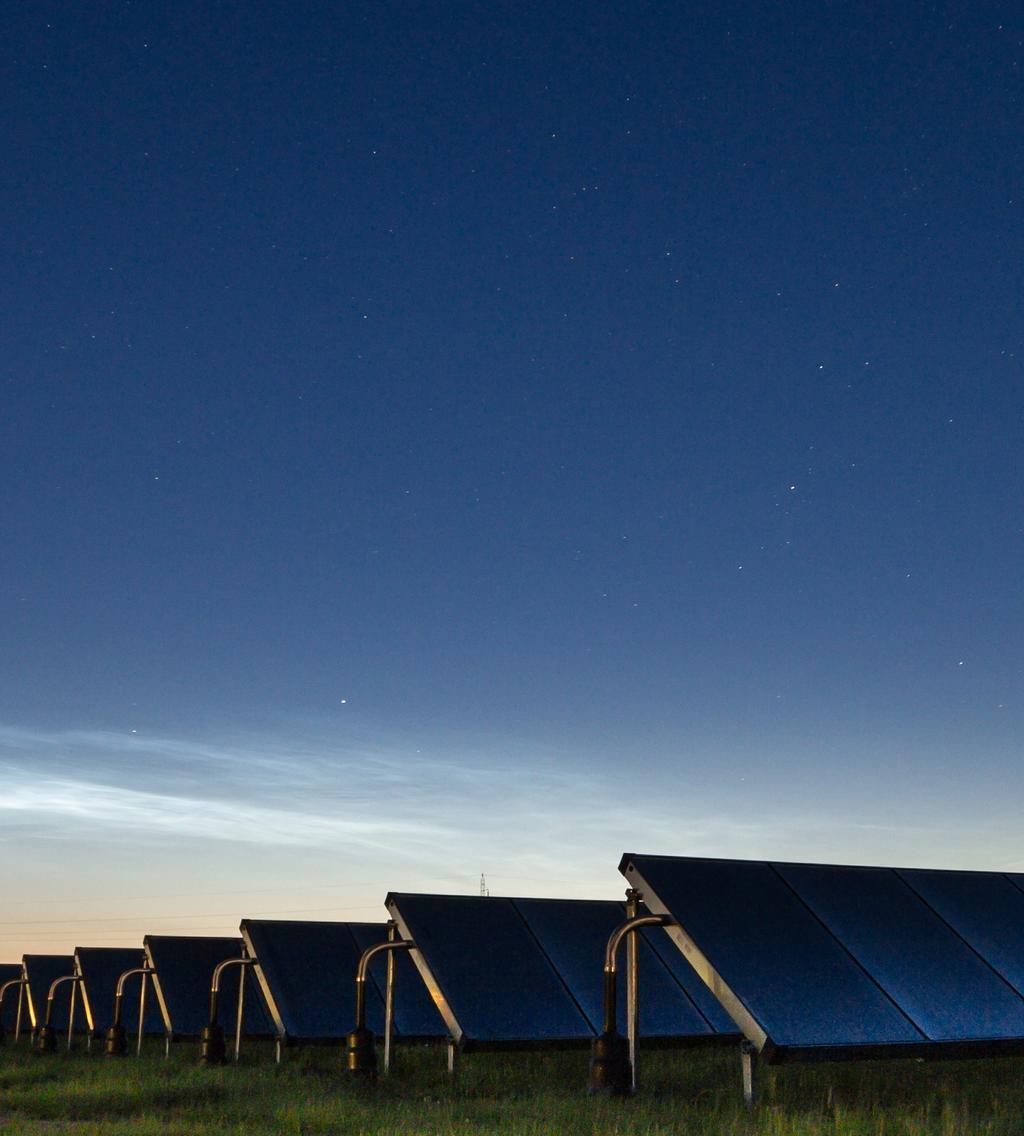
[240,922,287,1043]
[621,858,770,1051]
[386,895,463,1044]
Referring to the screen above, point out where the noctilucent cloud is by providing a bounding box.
[2,3,1021,953]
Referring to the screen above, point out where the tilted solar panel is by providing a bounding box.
[0,963,24,1033]
[388,894,593,1044]
[243,920,386,1043]
[386,892,739,1048]
[622,854,1024,1061]
[22,955,77,1032]
[143,936,274,1039]
[74,947,164,1036]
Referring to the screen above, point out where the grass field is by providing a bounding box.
[1,1038,1022,1134]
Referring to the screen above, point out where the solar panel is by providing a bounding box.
[22,955,77,1032]
[900,869,1024,997]
[74,947,164,1036]
[389,894,592,1044]
[143,936,274,1040]
[622,854,1024,1061]
[386,892,739,1048]
[242,920,387,1043]
[0,963,24,1034]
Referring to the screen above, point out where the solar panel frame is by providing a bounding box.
[622,854,1024,1063]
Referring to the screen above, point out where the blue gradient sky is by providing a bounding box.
[2,2,1022,954]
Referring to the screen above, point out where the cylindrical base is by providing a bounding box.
[344,1026,377,1078]
[587,1030,631,1095]
[104,1024,128,1057]
[35,1024,58,1055]
[199,1023,226,1065]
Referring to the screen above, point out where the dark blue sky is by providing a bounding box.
[2,3,1022,949]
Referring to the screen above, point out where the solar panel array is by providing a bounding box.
[21,954,77,1032]
[387,893,736,1047]
[74,947,164,1037]
[242,919,443,1044]
[622,854,1024,1061]
[143,936,274,1040]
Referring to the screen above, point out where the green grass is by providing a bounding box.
[1,1039,1022,1134]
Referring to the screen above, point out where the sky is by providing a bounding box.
[2,2,1022,955]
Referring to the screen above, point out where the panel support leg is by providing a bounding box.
[383,922,397,1075]
[234,962,246,1062]
[136,972,147,1057]
[741,1040,757,1108]
[625,889,640,1094]
[447,1037,459,1078]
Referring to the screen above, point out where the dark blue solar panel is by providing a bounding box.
[22,955,77,1032]
[779,863,1024,1041]
[899,870,1024,999]
[511,897,720,1038]
[243,920,383,1041]
[640,925,738,1034]
[348,923,446,1038]
[389,894,592,1043]
[624,856,924,1048]
[75,948,164,1036]
[144,936,274,1038]
[0,963,24,1032]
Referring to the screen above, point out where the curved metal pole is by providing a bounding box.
[209,957,253,1026]
[112,966,150,1027]
[346,937,415,1077]
[354,940,414,1031]
[0,978,27,1043]
[602,913,672,1034]
[45,975,80,1028]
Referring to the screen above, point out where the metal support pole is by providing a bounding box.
[624,889,640,1094]
[588,906,675,1095]
[16,979,25,1042]
[741,1039,757,1108]
[137,970,148,1057]
[447,1036,459,1078]
[275,1037,282,1065]
[383,922,397,1074]
[233,957,246,1062]
[67,978,78,1051]
[346,937,415,1077]
[203,957,252,1065]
